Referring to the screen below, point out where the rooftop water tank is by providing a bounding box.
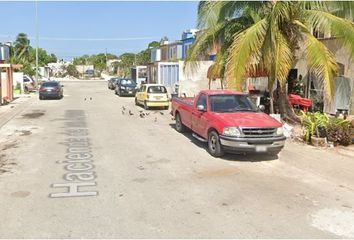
[0,44,10,61]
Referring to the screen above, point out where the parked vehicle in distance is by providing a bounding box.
[39,81,64,100]
[171,90,285,157]
[135,84,169,110]
[23,75,36,92]
[108,77,120,90]
[115,78,137,96]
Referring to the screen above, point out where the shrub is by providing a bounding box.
[299,111,329,142]
[299,111,353,146]
[327,118,353,146]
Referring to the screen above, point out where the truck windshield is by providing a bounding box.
[209,94,258,113]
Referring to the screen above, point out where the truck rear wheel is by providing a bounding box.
[175,113,186,133]
[208,131,224,157]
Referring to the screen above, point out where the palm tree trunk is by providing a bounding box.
[269,90,274,114]
[268,77,275,114]
[220,78,224,89]
[208,78,211,89]
[277,87,299,123]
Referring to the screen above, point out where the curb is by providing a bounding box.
[0,95,36,129]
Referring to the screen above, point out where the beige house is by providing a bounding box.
[294,35,354,115]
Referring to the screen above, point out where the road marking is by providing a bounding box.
[50,110,98,198]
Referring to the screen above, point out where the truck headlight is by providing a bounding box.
[276,127,284,135]
[223,127,241,137]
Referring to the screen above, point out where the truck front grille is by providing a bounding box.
[241,128,276,138]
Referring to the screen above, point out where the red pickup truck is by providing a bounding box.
[171,90,286,157]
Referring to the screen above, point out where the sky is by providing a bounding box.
[0,1,199,60]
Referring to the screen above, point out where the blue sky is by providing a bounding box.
[0,1,199,60]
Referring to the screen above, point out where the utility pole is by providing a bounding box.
[35,0,39,82]
[105,48,108,73]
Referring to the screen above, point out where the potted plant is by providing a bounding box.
[299,111,328,147]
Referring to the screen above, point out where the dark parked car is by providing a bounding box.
[115,79,137,96]
[39,81,64,100]
[108,77,120,90]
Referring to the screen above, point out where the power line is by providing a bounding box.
[0,34,158,41]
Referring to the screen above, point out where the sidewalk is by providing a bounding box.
[0,94,35,128]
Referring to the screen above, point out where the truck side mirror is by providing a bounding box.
[258,105,265,112]
[197,105,206,112]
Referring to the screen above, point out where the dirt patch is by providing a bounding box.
[22,111,45,119]
[2,142,18,151]
[198,168,240,178]
[19,130,32,136]
[0,154,16,174]
[132,178,148,183]
[11,191,30,198]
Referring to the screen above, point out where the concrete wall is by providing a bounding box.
[178,60,222,97]
[0,69,14,103]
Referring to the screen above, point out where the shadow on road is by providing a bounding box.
[169,123,278,162]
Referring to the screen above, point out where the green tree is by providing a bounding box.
[13,33,30,60]
[65,64,80,78]
[73,53,118,74]
[187,1,354,121]
[148,41,160,49]
[115,53,135,77]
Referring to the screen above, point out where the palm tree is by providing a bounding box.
[187,1,354,122]
[13,33,31,61]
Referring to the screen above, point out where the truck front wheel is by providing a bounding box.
[175,113,186,133]
[208,131,225,157]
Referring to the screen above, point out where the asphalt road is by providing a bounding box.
[0,81,354,238]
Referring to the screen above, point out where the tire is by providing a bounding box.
[208,130,225,157]
[164,106,169,110]
[135,98,138,106]
[175,113,186,133]
[144,101,149,110]
[39,95,43,100]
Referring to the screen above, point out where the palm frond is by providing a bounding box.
[272,32,294,88]
[294,20,338,102]
[324,1,354,20]
[184,22,226,73]
[306,9,354,60]
[226,18,268,90]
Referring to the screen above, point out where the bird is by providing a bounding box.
[90,97,92,100]
[84,98,86,101]
[145,112,150,116]
[129,110,134,115]
[139,113,145,118]
[121,110,125,115]
[122,106,126,111]
[159,111,164,115]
